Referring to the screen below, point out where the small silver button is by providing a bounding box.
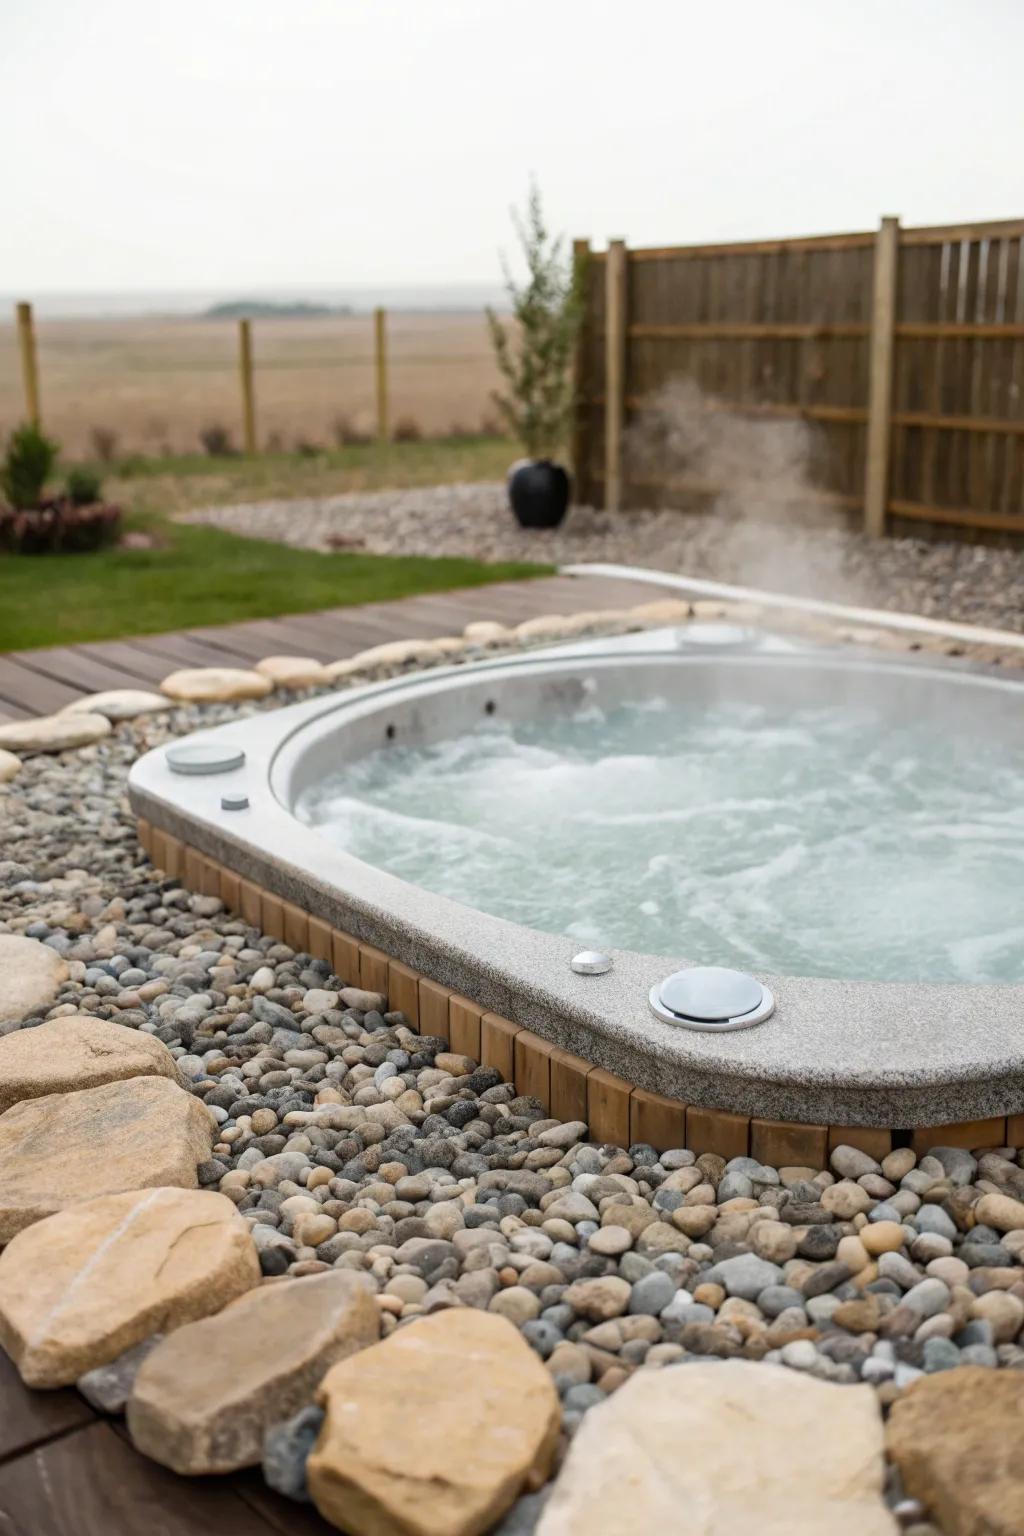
[571,950,613,975]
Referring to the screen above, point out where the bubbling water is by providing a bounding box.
[296,696,1024,984]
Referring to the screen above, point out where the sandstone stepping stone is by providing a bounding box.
[321,656,365,682]
[0,1075,213,1242]
[887,1366,1024,1536]
[308,1309,559,1536]
[0,933,69,1034]
[0,748,21,782]
[127,1270,379,1473]
[537,1360,895,1536]
[0,1014,179,1113]
[59,689,172,720]
[254,655,330,688]
[345,637,458,670]
[514,614,568,639]
[160,667,273,702]
[0,712,111,754]
[464,620,511,642]
[629,598,693,625]
[0,1187,259,1387]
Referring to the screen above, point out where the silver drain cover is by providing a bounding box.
[650,965,775,1032]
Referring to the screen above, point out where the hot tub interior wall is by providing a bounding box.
[137,817,1024,1162]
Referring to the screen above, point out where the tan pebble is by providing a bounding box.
[975,1191,1024,1233]
[671,1205,717,1239]
[836,1235,870,1272]
[588,1225,633,1256]
[596,1366,631,1393]
[386,1275,427,1304]
[881,1148,917,1182]
[926,1256,969,1287]
[861,1221,905,1256]
[821,1180,874,1219]
[545,1342,591,1384]
[971,1290,1024,1342]
[693,1283,725,1310]
[293,1214,337,1247]
[338,1209,376,1234]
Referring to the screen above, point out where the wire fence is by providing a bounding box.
[0,306,504,460]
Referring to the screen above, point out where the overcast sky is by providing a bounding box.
[3,0,1022,294]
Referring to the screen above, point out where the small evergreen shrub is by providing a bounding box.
[0,423,59,510]
[66,467,103,506]
[486,183,585,460]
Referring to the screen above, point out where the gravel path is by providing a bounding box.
[182,482,1024,633]
[3,684,1024,1531]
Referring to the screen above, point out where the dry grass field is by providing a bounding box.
[0,311,503,459]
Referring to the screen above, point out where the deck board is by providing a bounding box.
[0,1421,285,1536]
[0,573,666,720]
[0,1352,95,1467]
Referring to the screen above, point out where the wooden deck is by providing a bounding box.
[0,572,664,722]
[0,1351,336,1536]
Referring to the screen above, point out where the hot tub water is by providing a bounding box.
[296,694,1024,986]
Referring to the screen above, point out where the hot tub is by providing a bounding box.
[129,623,1024,1151]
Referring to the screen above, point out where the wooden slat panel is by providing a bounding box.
[580,218,1024,538]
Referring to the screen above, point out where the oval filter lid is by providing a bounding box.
[166,742,246,776]
[650,965,775,1031]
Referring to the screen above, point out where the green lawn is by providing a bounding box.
[0,437,547,652]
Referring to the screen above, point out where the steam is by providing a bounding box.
[622,378,857,600]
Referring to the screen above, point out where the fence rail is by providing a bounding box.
[574,216,1024,540]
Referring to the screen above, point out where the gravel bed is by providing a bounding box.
[4,690,1024,1532]
[182,482,1024,634]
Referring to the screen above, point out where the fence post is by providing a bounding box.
[238,319,257,455]
[16,302,41,428]
[570,238,591,497]
[864,216,899,537]
[374,307,389,445]
[604,240,627,511]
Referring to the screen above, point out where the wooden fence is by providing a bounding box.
[573,217,1024,540]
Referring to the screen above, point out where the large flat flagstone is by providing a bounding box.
[308,1309,560,1536]
[536,1359,895,1536]
[127,1270,380,1473]
[0,1014,179,1114]
[0,934,69,1034]
[0,1075,213,1243]
[0,1187,260,1387]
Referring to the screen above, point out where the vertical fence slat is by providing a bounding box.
[570,238,591,497]
[16,301,41,428]
[374,307,389,445]
[237,319,257,455]
[604,240,627,511]
[863,217,900,536]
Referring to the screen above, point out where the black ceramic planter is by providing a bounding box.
[508,459,570,529]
